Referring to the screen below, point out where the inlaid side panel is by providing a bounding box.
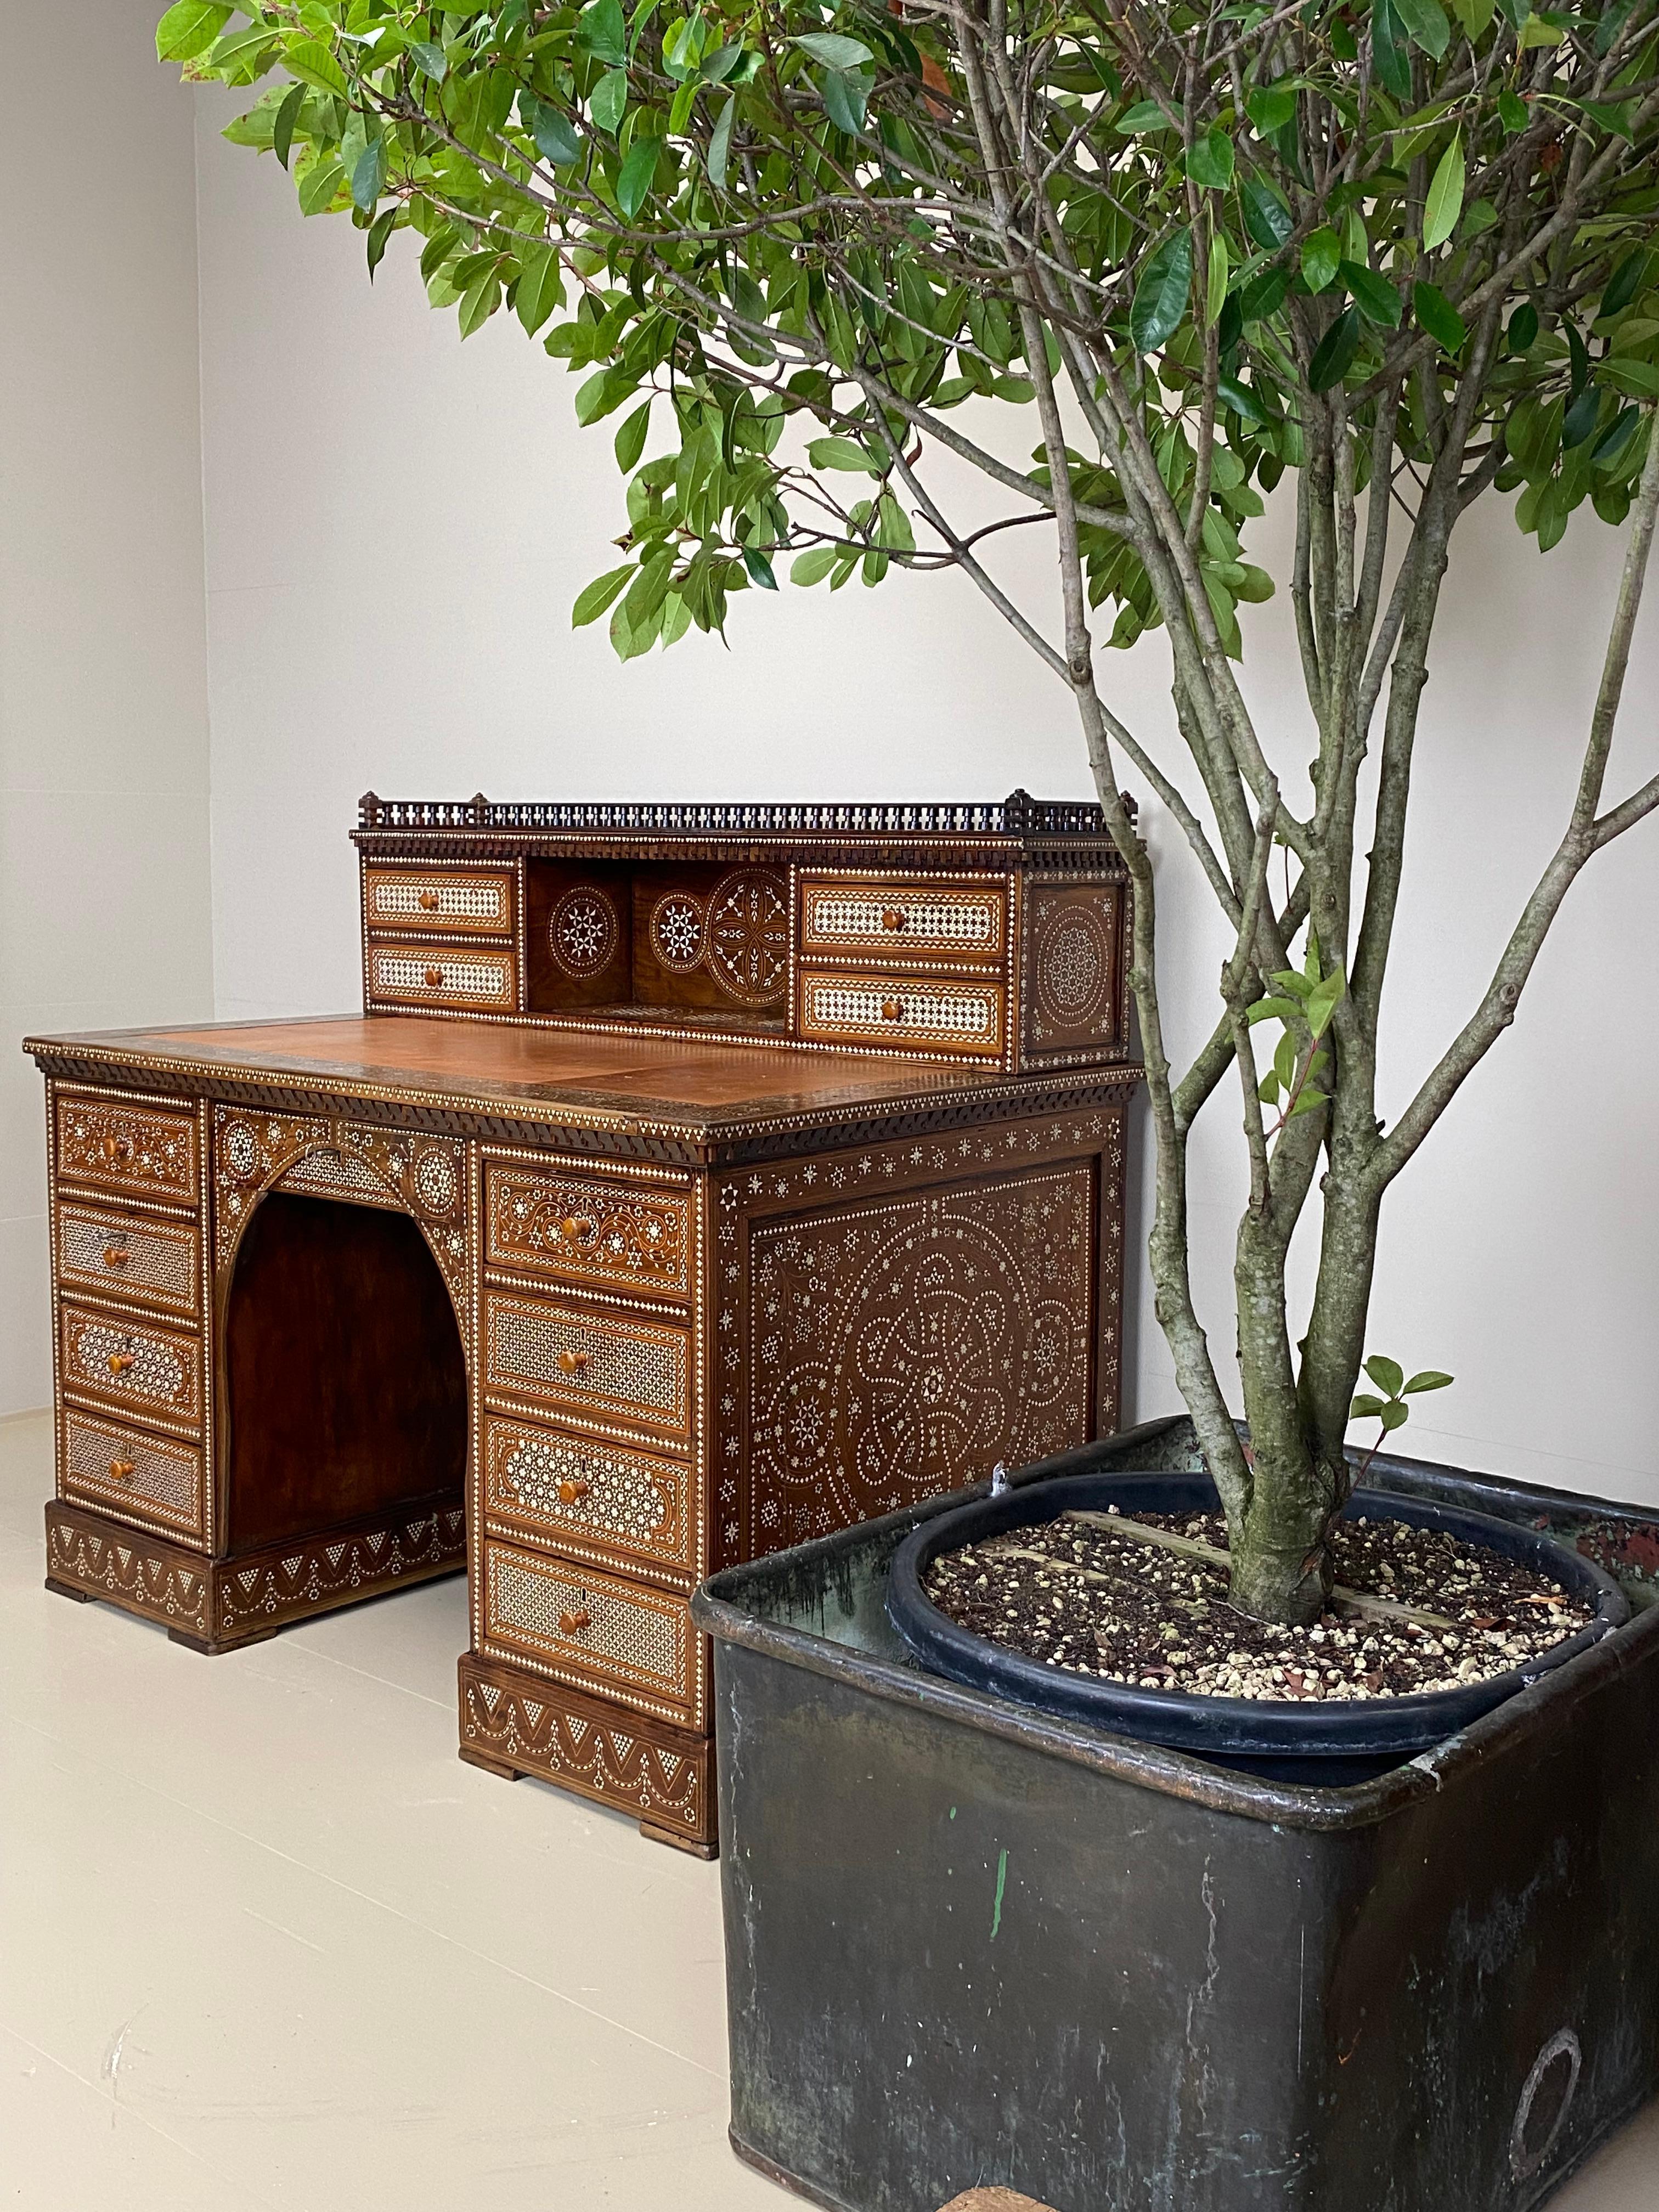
[747,1165,1095,1552]
[1020,878,1132,1064]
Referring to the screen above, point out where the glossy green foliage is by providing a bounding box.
[170,0,1659,653]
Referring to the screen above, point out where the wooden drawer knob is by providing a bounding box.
[881,998,906,1022]
[882,907,908,931]
[556,1477,592,1506]
[424,966,445,989]
[555,1348,591,1375]
[558,1607,591,1636]
[107,1351,136,1375]
[109,1458,136,1482]
[560,1216,595,1242]
[419,888,441,909]
[102,1245,130,1268]
[101,1135,132,1163]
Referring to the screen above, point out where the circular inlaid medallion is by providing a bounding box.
[650,892,706,974]
[1035,903,1110,1029]
[414,1146,459,1218]
[548,887,618,979]
[223,1121,259,1180]
[704,869,788,1006]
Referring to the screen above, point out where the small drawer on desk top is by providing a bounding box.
[60,1302,203,1430]
[55,1199,200,1319]
[796,970,1007,1058]
[364,866,514,936]
[60,1404,204,1541]
[799,875,1008,961]
[486,1163,693,1303]
[480,1536,697,1724]
[484,1288,692,1444]
[368,940,519,1013]
[54,1093,199,1207]
[483,1412,695,1579]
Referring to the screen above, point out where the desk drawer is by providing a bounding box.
[480,1537,696,1725]
[483,1412,695,1579]
[484,1289,692,1444]
[797,970,1007,1058]
[54,1093,199,1206]
[486,1163,693,1302]
[60,1404,204,1541]
[799,876,1008,961]
[56,1199,200,1319]
[364,866,514,936]
[368,940,518,1013]
[60,1302,202,1430]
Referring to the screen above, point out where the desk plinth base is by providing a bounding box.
[458,1651,716,1855]
[45,1496,467,1654]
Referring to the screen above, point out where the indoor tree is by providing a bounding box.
[165,0,1659,1624]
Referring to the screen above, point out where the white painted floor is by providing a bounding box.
[2,1403,1655,2212]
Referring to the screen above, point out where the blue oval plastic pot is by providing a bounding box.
[886,1472,1628,1784]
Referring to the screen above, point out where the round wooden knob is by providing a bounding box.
[107,1351,136,1375]
[558,1607,591,1636]
[882,907,909,931]
[109,1458,136,1482]
[101,1135,131,1163]
[556,1477,592,1506]
[424,966,444,988]
[419,888,441,909]
[102,1245,129,1268]
[555,1348,591,1375]
[560,1216,595,1242]
[881,998,906,1022]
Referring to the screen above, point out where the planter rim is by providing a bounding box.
[693,1417,1659,1833]
[884,1472,1627,1762]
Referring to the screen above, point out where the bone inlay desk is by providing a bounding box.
[26,794,1141,1853]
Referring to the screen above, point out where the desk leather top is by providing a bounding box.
[25,1015,1138,1150]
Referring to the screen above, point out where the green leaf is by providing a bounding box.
[1301,227,1341,294]
[591,68,628,134]
[1508,300,1539,352]
[808,436,880,472]
[1520,10,1566,43]
[1245,995,1302,1025]
[1130,227,1193,353]
[792,31,874,67]
[1351,1394,1390,1419]
[1602,249,1650,318]
[707,93,736,186]
[742,545,778,589]
[1450,0,1496,32]
[1395,0,1451,56]
[1308,306,1361,391]
[616,134,661,217]
[1217,373,1275,424]
[297,156,345,216]
[516,243,564,334]
[1239,267,1291,324]
[572,563,635,627]
[1258,1068,1283,1104]
[1423,133,1465,251]
[820,66,871,135]
[1379,1399,1410,1431]
[1414,280,1467,352]
[273,81,306,171]
[1498,88,1529,132]
[366,205,396,278]
[1246,82,1297,135]
[1241,178,1293,255]
[1365,1355,1406,1397]
[1403,1370,1454,1393]
[1286,1084,1329,1121]
[1115,99,1171,133]
[1604,357,1659,397]
[410,38,448,82]
[283,38,349,97]
[1593,405,1641,466]
[458,263,501,337]
[1188,127,1235,189]
[349,136,386,212]
[1343,260,1404,328]
[1371,0,1414,100]
[1563,383,1602,448]
[522,92,583,165]
[791,546,839,584]
[576,0,628,65]
[1206,230,1231,328]
[614,399,652,471]
[156,1,231,63]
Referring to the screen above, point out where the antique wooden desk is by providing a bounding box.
[26,793,1141,1853]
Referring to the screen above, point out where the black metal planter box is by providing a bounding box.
[692,1419,1659,2212]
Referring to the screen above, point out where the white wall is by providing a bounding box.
[0,4,215,1414]
[189,88,1659,1506]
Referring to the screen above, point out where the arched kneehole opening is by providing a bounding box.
[224,1192,467,1555]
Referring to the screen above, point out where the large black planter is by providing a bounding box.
[692,1419,1659,2212]
[885,1472,1628,1785]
